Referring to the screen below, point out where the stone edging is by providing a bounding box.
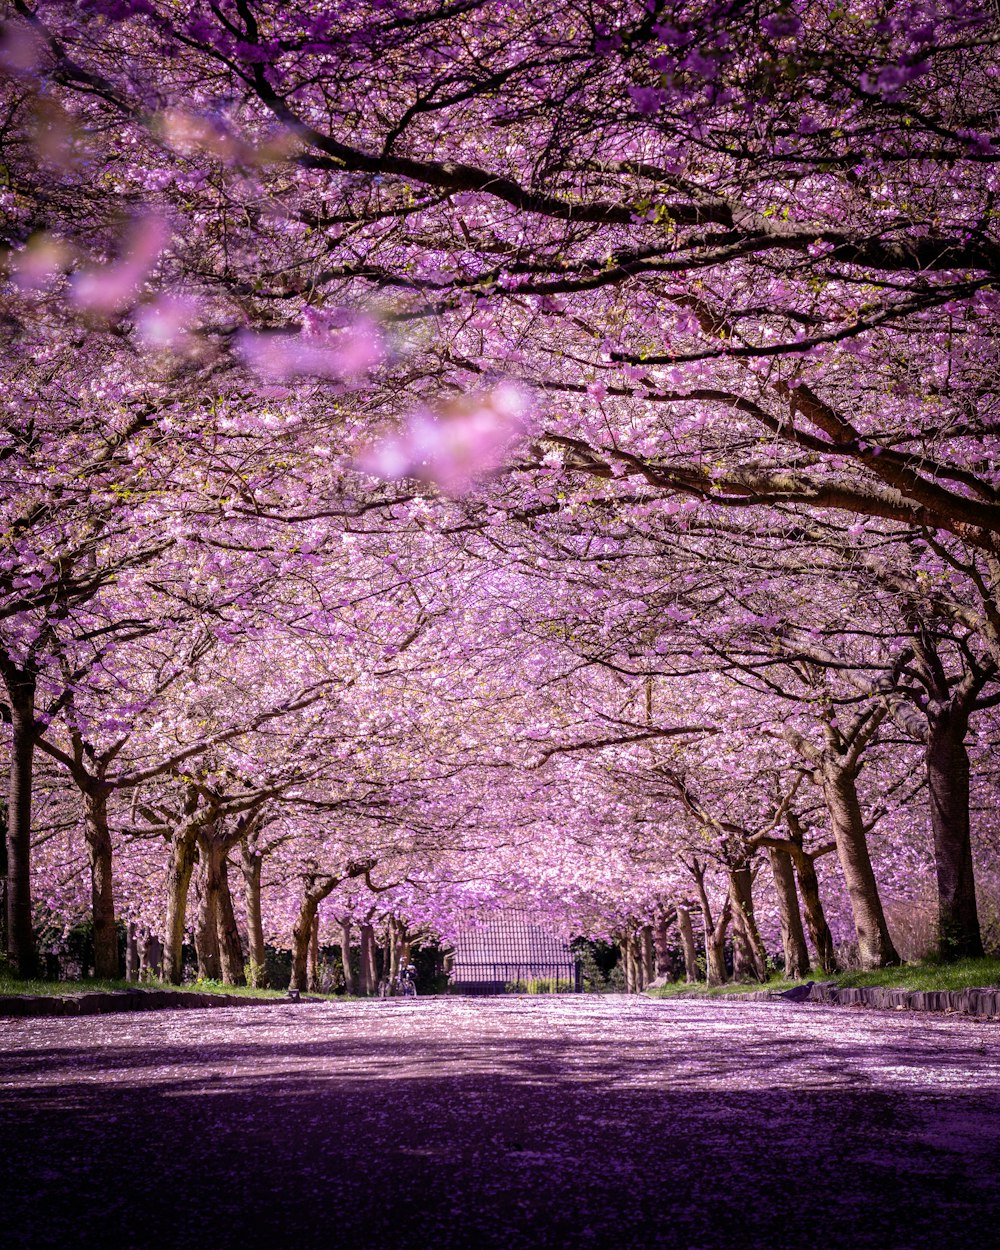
[731,981,1000,1019]
[0,989,304,1018]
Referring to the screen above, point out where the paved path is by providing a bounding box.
[2,996,999,1249]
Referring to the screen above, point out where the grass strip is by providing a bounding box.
[646,955,1000,999]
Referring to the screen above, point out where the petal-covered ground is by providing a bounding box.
[1,996,998,1249]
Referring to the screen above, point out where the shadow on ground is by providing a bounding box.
[1,998,998,1250]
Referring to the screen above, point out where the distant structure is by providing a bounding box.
[446,911,581,994]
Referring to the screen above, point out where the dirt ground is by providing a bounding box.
[2,995,999,1249]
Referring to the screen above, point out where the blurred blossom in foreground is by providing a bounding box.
[134,292,200,351]
[0,21,41,77]
[358,384,534,495]
[155,108,296,166]
[238,312,383,382]
[9,234,71,293]
[70,215,169,315]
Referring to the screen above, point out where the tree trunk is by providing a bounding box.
[631,930,643,991]
[359,923,377,995]
[621,931,640,993]
[676,905,699,982]
[5,676,38,977]
[214,849,245,986]
[691,866,730,986]
[308,911,320,992]
[728,863,768,982]
[83,788,119,979]
[768,847,810,980]
[340,919,355,995]
[822,766,899,969]
[291,896,317,993]
[195,860,222,981]
[140,932,163,979]
[240,843,267,987]
[163,829,197,984]
[926,712,983,960]
[787,841,838,973]
[125,922,139,982]
[387,916,398,990]
[292,877,340,991]
[653,916,673,978]
[705,919,728,986]
[640,925,656,986]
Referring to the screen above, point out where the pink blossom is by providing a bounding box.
[133,293,200,350]
[238,314,383,382]
[359,384,534,495]
[70,216,169,315]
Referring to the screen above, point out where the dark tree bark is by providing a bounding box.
[640,925,656,987]
[767,847,810,980]
[776,812,839,973]
[83,787,119,979]
[214,849,244,985]
[629,930,641,992]
[194,858,222,981]
[291,890,321,993]
[784,715,898,969]
[620,929,643,993]
[125,921,140,982]
[727,862,768,982]
[386,915,400,991]
[140,933,162,979]
[822,765,899,969]
[653,915,673,978]
[291,861,375,992]
[676,905,699,982]
[291,877,338,991]
[3,668,38,977]
[925,708,983,959]
[689,861,730,986]
[793,850,838,974]
[308,912,320,992]
[163,827,198,985]
[240,840,267,986]
[359,923,377,995]
[339,918,355,995]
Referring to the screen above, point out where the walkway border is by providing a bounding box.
[0,989,297,1018]
[723,981,1000,1019]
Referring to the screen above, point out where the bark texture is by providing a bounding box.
[195,860,222,981]
[768,847,810,980]
[690,863,731,986]
[925,710,983,960]
[339,919,355,995]
[676,906,699,983]
[241,841,267,986]
[84,788,119,979]
[728,863,768,982]
[822,766,899,969]
[308,913,320,992]
[214,850,245,985]
[4,676,38,977]
[653,915,673,979]
[640,925,656,986]
[163,828,198,985]
[359,923,378,996]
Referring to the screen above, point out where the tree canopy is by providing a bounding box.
[2,0,999,988]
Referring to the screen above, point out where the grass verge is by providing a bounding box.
[0,974,348,1001]
[646,955,1000,999]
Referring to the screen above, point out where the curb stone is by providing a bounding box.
[801,981,1000,1019]
[695,981,1000,1019]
